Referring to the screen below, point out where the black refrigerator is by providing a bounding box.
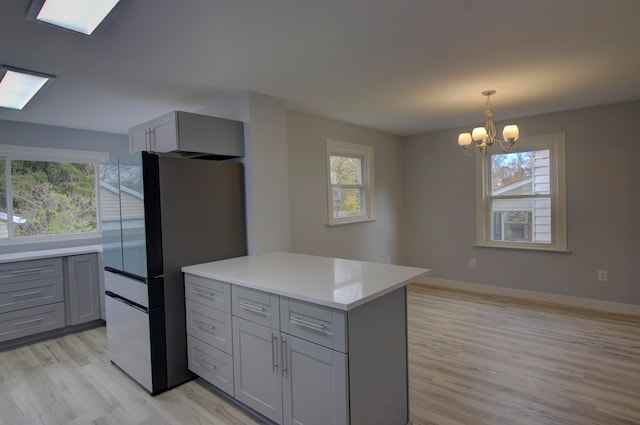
[99,151,246,394]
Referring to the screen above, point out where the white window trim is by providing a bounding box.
[474,132,569,252]
[0,144,109,246]
[326,139,375,226]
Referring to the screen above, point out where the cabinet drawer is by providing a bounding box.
[186,299,233,355]
[0,302,65,343]
[185,274,231,313]
[280,298,347,352]
[0,276,64,314]
[0,257,63,286]
[188,335,234,396]
[232,286,279,329]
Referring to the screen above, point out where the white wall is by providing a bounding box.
[287,109,405,264]
[403,101,640,306]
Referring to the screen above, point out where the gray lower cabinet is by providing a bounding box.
[232,316,284,423]
[66,253,101,325]
[186,275,350,425]
[282,335,348,425]
[232,316,348,425]
[0,252,103,348]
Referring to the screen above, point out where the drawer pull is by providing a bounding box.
[193,288,216,298]
[239,301,265,313]
[290,316,325,331]
[199,358,217,370]
[196,320,216,331]
[11,268,45,275]
[13,291,43,299]
[14,317,44,327]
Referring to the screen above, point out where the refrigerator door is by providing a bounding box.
[118,152,163,279]
[99,159,124,271]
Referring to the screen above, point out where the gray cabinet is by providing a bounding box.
[0,257,65,343]
[185,277,350,425]
[232,316,284,423]
[129,111,244,157]
[185,274,235,396]
[66,253,101,325]
[0,252,104,349]
[283,335,348,425]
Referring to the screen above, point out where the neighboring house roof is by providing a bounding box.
[0,212,26,224]
[492,177,533,196]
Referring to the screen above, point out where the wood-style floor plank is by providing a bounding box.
[1,285,639,425]
[408,284,640,425]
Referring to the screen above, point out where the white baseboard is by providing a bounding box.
[414,276,640,317]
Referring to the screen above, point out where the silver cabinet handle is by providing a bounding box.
[196,320,216,331]
[14,318,44,327]
[239,301,265,313]
[199,358,217,371]
[11,268,45,275]
[271,334,278,372]
[13,291,43,299]
[290,316,325,330]
[193,288,216,298]
[281,337,288,378]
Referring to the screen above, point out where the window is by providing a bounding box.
[475,132,567,251]
[326,139,375,225]
[0,144,108,243]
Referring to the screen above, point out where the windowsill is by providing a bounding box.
[327,217,376,227]
[473,243,571,253]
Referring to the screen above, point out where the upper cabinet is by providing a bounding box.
[129,111,244,158]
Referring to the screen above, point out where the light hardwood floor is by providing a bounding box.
[1,285,639,425]
[408,285,640,425]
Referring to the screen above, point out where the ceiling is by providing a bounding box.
[1,0,639,137]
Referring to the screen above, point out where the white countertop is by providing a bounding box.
[0,245,102,264]
[182,252,430,311]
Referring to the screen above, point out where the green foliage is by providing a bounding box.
[10,160,97,237]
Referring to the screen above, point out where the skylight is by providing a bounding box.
[35,0,120,35]
[0,67,54,110]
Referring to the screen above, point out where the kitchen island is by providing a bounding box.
[182,252,429,425]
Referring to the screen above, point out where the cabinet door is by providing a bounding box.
[67,254,101,325]
[149,112,178,152]
[282,335,348,425]
[129,122,149,153]
[232,316,283,424]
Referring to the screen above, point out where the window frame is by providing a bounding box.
[326,139,375,226]
[475,132,568,252]
[0,144,109,246]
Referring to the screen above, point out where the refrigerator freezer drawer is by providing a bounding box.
[106,294,153,392]
[105,270,148,308]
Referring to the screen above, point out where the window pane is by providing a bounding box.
[332,186,364,218]
[491,151,533,195]
[330,155,362,185]
[0,159,6,239]
[491,198,551,244]
[11,160,97,237]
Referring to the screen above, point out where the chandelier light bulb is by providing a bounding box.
[458,133,472,147]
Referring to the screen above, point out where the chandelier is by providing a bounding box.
[457,90,519,155]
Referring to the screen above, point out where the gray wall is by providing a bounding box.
[288,109,405,264]
[0,119,129,159]
[403,100,640,305]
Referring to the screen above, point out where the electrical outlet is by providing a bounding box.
[469,257,477,267]
[598,269,608,282]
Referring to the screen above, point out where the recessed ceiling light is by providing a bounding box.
[0,66,55,110]
[29,0,120,35]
